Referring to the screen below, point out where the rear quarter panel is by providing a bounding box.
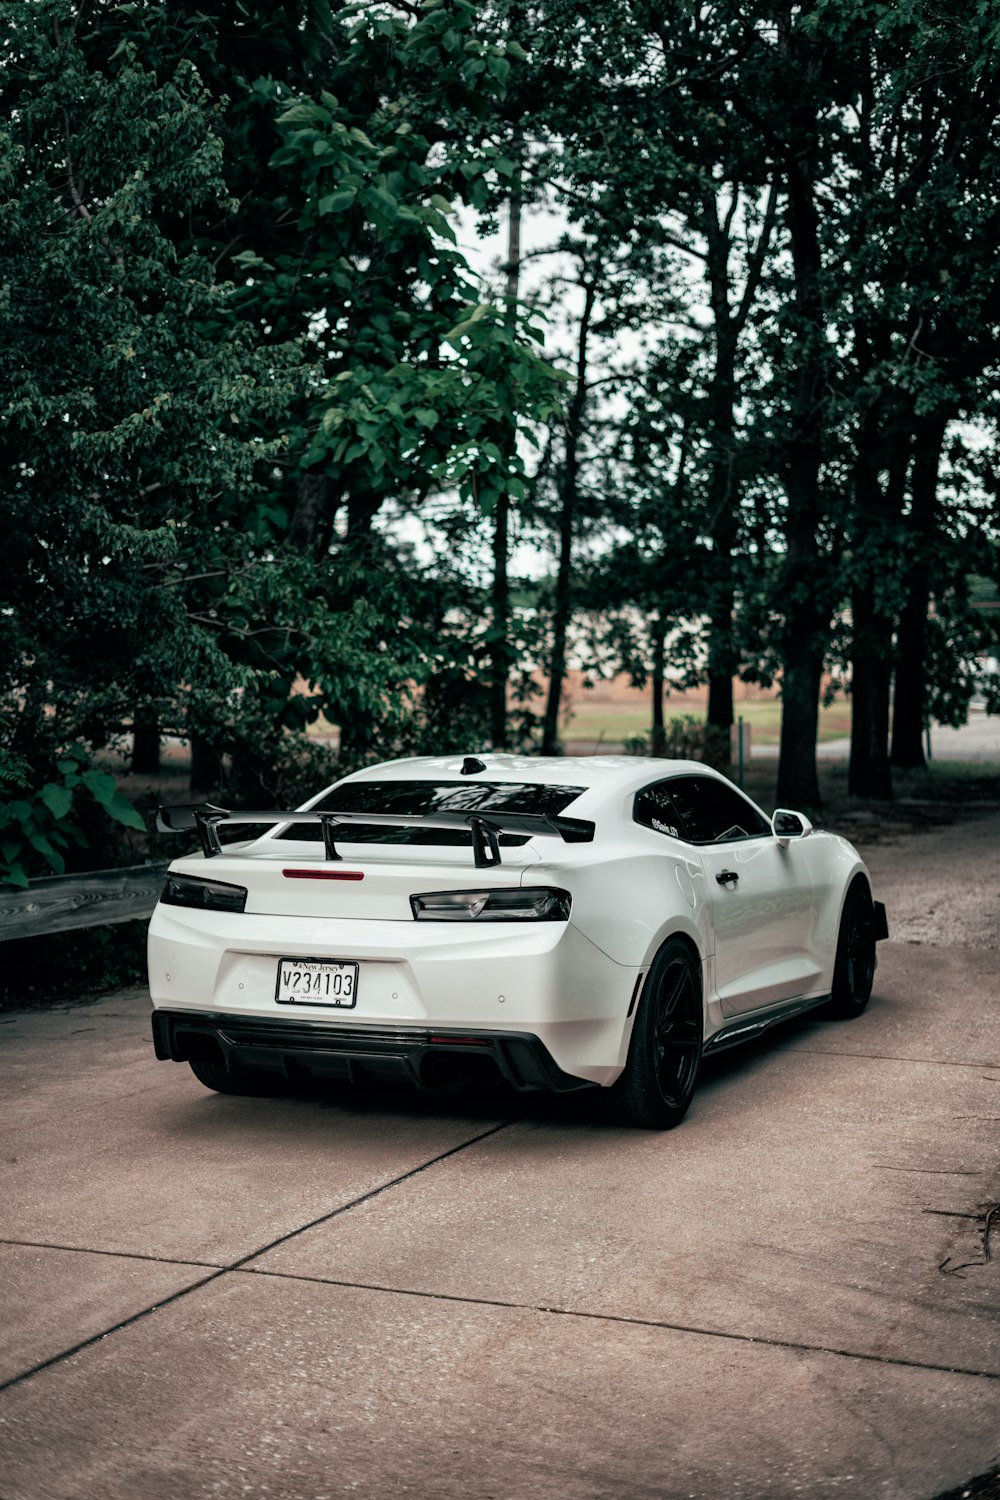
[533,834,709,969]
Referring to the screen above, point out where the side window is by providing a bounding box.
[667,776,771,844]
[634,781,686,841]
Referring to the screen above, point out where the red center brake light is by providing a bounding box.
[281,869,364,881]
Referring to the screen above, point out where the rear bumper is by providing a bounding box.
[152,1008,597,1094]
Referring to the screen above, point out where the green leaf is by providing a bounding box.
[26,830,66,874]
[317,190,356,215]
[368,185,399,217]
[38,783,74,820]
[278,102,330,127]
[81,770,119,807]
[102,791,147,832]
[443,303,489,342]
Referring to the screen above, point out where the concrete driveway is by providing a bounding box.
[1,814,998,1499]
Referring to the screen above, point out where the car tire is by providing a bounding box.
[609,937,703,1129]
[826,876,877,1019]
[188,1056,287,1097]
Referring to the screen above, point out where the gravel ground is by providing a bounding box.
[836,803,1000,950]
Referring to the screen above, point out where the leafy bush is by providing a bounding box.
[0,744,144,889]
[624,716,730,768]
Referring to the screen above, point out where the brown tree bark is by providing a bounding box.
[702,183,777,737]
[650,615,667,756]
[490,170,522,752]
[541,280,596,756]
[891,416,947,768]
[131,711,161,775]
[775,168,825,808]
[288,472,331,553]
[847,398,901,800]
[189,735,220,792]
[763,27,827,811]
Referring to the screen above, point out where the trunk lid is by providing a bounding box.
[168,839,540,921]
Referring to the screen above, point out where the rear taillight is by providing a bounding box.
[410,887,571,922]
[160,873,248,913]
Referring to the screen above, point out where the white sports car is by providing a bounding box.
[148,754,888,1128]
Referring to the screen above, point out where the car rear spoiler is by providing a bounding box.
[156,803,595,869]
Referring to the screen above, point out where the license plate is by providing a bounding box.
[275,958,358,1008]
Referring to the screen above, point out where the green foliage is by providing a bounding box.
[0,744,143,888]
[4,0,1000,855]
[623,717,730,769]
[1,1,304,849]
[1,0,566,861]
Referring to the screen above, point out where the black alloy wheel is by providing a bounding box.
[610,937,704,1129]
[826,877,877,1019]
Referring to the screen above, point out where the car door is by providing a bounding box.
[667,776,821,1016]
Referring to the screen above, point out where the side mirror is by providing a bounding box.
[772,809,813,848]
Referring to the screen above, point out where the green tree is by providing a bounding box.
[1,1,300,878]
[2,0,566,865]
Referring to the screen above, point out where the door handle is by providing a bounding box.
[716,870,739,886]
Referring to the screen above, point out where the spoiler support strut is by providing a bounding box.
[157,803,594,869]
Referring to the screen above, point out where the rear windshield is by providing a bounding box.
[277,780,586,847]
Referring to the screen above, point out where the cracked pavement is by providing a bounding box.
[1,811,998,1499]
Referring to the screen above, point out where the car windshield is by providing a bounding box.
[277,780,586,846]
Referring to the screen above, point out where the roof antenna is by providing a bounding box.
[461,756,487,775]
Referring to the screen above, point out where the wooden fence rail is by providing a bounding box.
[0,862,170,942]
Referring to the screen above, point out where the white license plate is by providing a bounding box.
[275,958,358,1008]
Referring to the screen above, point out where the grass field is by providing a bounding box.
[562,694,853,747]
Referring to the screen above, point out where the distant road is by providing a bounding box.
[752,707,1000,761]
[568,708,1000,762]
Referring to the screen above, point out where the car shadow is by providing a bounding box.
[161,997,881,1138]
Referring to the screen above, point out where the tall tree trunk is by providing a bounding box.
[891,416,947,768]
[490,488,510,752]
[490,171,522,751]
[539,485,572,757]
[288,472,330,552]
[704,380,736,738]
[847,406,897,799]
[336,489,383,762]
[541,280,596,755]
[848,613,894,798]
[650,615,666,755]
[776,107,825,811]
[703,226,738,737]
[779,634,823,809]
[189,735,220,792]
[701,180,776,737]
[131,711,160,775]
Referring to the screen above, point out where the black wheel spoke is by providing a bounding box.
[661,963,689,1017]
[669,1014,701,1046]
[656,1044,684,1101]
[651,958,701,1105]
